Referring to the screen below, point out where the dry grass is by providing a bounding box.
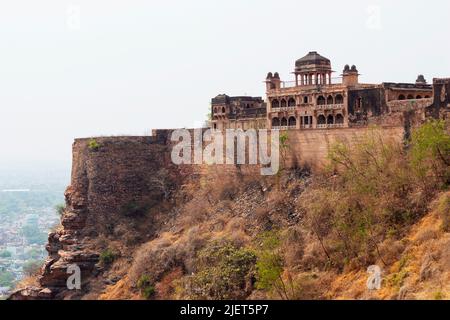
[13,276,39,290]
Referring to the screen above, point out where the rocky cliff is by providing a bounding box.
[10,133,192,299]
[9,120,449,300]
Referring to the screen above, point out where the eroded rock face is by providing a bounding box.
[9,184,96,300]
[9,134,184,300]
[8,287,54,300]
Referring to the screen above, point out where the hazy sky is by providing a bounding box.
[0,0,449,172]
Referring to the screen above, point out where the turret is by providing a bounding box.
[416,74,427,85]
[342,65,359,86]
[265,72,281,91]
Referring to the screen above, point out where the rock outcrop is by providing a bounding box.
[10,133,186,300]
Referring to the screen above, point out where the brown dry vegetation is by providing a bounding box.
[94,121,449,300]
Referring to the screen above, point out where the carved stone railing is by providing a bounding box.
[272,125,296,130]
[316,124,344,129]
[314,104,344,110]
[271,106,296,112]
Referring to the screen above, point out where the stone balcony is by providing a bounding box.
[271,106,296,112]
[316,123,344,129]
[271,104,344,112]
[272,124,345,130]
[272,125,297,130]
[314,104,344,110]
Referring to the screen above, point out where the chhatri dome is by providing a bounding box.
[295,51,331,71]
[294,51,332,85]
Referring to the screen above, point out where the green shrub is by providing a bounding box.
[437,193,450,232]
[410,119,450,186]
[142,285,155,299]
[137,274,155,299]
[299,125,448,270]
[185,240,256,300]
[100,249,117,265]
[254,231,288,299]
[55,204,65,216]
[88,139,101,151]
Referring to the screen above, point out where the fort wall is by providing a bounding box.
[68,125,407,212]
[283,126,404,169]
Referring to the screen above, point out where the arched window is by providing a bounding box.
[214,107,217,113]
[303,96,309,104]
[425,95,430,98]
[222,107,226,113]
[288,116,296,126]
[317,96,326,105]
[281,117,288,126]
[416,95,422,99]
[327,95,334,105]
[407,95,414,100]
[272,117,280,127]
[398,94,406,100]
[335,94,344,104]
[288,98,296,107]
[327,114,334,124]
[335,114,344,124]
[317,115,326,125]
[272,99,279,108]
[281,99,287,108]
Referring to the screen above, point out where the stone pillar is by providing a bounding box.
[312,115,317,128]
[295,74,299,87]
[329,72,332,85]
[343,93,349,127]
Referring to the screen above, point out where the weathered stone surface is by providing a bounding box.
[8,286,55,300]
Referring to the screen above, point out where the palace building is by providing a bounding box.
[210,51,442,131]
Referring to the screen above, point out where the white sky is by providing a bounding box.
[0,0,449,171]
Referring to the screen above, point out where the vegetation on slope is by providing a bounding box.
[98,120,449,300]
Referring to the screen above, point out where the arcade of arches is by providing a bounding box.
[271,93,344,109]
[271,113,344,129]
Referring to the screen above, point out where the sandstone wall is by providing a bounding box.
[71,135,175,223]
[283,126,404,169]
[67,126,406,219]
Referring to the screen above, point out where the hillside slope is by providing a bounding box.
[10,122,449,300]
